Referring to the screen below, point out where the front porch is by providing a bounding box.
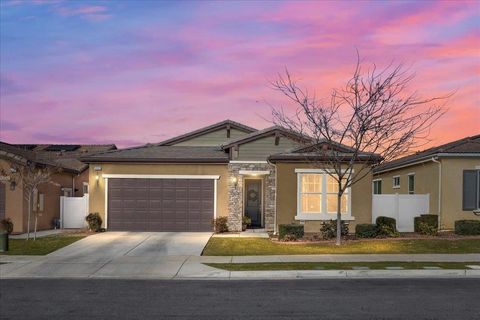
[227,162,276,232]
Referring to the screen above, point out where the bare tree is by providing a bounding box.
[0,162,57,240]
[271,56,448,245]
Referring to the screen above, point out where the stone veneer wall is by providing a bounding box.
[227,162,276,231]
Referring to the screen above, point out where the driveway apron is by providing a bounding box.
[1,232,212,279]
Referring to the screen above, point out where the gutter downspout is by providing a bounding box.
[267,158,278,235]
[431,157,442,229]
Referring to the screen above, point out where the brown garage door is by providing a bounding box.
[107,178,214,232]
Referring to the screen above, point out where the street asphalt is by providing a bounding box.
[1,278,479,320]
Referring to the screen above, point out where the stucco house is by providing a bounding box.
[0,142,116,233]
[373,134,480,229]
[83,120,378,233]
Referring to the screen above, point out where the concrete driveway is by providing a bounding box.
[49,232,212,262]
[1,232,219,279]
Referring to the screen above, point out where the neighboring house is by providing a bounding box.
[83,119,377,233]
[373,135,480,229]
[0,142,116,233]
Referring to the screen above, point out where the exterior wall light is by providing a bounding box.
[95,173,100,185]
[231,176,238,187]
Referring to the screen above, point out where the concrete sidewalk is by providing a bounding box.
[9,229,77,239]
[2,253,480,280]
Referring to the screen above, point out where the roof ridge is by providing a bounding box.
[154,119,258,146]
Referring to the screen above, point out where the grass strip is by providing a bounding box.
[203,238,480,256]
[1,234,86,255]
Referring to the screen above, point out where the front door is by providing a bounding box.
[244,179,262,228]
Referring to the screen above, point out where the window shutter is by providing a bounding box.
[463,170,478,210]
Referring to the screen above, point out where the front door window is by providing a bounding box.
[244,179,262,228]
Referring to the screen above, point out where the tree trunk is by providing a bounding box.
[26,195,32,241]
[34,213,38,241]
[336,193,342,246]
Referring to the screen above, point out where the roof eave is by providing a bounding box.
[81,157,229,164]
[373,152,480,174]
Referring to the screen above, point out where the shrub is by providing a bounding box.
[242,216,252,226]
[355,224,377,238]
[417,221,438,236]
[0,218,14,234]
[414,214,438,233]
[455,220,480,235]
[320,220,349,240]
[376,216,397,231]
[279,224,304,240]
[376,224,399,238]
[85,212,103,232]
[213,217,229,233]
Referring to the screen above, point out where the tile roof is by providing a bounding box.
[155,119,257,146]
[81,145,229,163]
[374,134,480,173]
[2,142,116,173]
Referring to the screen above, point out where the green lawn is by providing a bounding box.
[205,262,480,271]
[202,237,480,256]
[1,233,86,255]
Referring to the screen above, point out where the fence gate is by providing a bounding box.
[60,195,88,229]
[372,194,430,232]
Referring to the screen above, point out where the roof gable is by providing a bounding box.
[221,126,312,149]
[155,120,257,146]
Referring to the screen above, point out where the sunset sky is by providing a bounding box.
[1,0,479,148]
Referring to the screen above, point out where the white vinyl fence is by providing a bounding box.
[372,194,430,232]
[60,195,88,229]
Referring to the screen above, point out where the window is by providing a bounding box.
[83,182,89,194]
[298,172,350,216]
[393,176,400,189]
[408,174,415,194]
[38,193,44,212]
[326,175,348,214]
[62,188,73,197]
[463,170,480,210]
[300,174,322,213]
[373,180,382,194]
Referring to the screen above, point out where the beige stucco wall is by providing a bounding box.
[374,157,480,229]
[1,158,25,233]
[441,158,480,229]
[0,158,89,233]
[374,161,440,216]
[88,163,229,228]
[275,163,373,233]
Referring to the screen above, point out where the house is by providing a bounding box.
[373,135,480,229]
[83,120,378,233]
[0,142,117,233]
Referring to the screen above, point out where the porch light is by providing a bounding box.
[10,181,16,191]
[231,176,238,187]
[95,174,100,185]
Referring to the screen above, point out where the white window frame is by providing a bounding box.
[82,182,89,194]
[392,176,400,189]
[372,179,382,195]
[294,169,354,221]
[407,173,415,195]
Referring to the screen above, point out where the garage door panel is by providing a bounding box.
[108,178,214,232]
